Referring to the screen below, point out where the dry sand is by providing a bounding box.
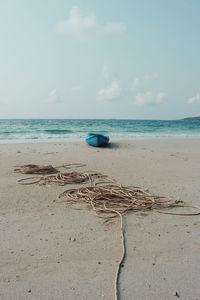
[0,139,200,300]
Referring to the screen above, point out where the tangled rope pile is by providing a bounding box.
[58,184,200,300]
[14,163,86,175]
[14,163,200,300]
[17,171,106,186]
[14,164,58,174]
[58,184,184,218]
[41,172,90,185]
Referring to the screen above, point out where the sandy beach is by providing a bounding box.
[1,139,200,300]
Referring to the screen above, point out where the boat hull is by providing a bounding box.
[86,133,109,147]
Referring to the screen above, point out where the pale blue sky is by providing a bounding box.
[0,0,200,119]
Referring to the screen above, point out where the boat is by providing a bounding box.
[86,133,109,147]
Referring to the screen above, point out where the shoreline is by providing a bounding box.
[0,136,200,145]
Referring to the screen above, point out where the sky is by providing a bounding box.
[0,0,200,119]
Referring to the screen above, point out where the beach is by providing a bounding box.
[1,139,200,300]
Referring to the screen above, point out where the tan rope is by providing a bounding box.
[17,176,42,185]
[58,185,185,216]
[17,171,106,186]
[14,164,200,300]
[14,164,58,174]
[58,184,200,300]
[14,163,86,175]
[55,163,86,170]
[103,204,125,300]
[157,204,200,216]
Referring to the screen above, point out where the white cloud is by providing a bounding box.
[47,89,62,103]
[135,91,165,106]
[187,93,200,104]
[57,6,126,39]
[98,81,121,101]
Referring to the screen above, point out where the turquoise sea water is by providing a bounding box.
[0,119,200,143]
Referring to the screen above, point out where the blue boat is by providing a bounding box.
[86,133,109,147]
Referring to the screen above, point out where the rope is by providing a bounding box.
[103,204,125,300]
[14,163,86,175]
[14,164,200,300]
[17,172,106,186]
[157,204,200,216]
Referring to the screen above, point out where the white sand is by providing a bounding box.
[0,139,200,300]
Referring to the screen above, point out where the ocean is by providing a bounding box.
[0,119,200,143]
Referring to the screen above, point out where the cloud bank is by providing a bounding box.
[57,6,126,39]
[187,93,200,104]
[98,81,121,101]
[135,91,165,106]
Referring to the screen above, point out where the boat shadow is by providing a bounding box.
[103,142,120,149]
[86,142,121,149]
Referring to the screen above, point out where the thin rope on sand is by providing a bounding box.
[14,165,200,300]
[103,204,125,300]
[17,171,107,186]
[58,184,200,300]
